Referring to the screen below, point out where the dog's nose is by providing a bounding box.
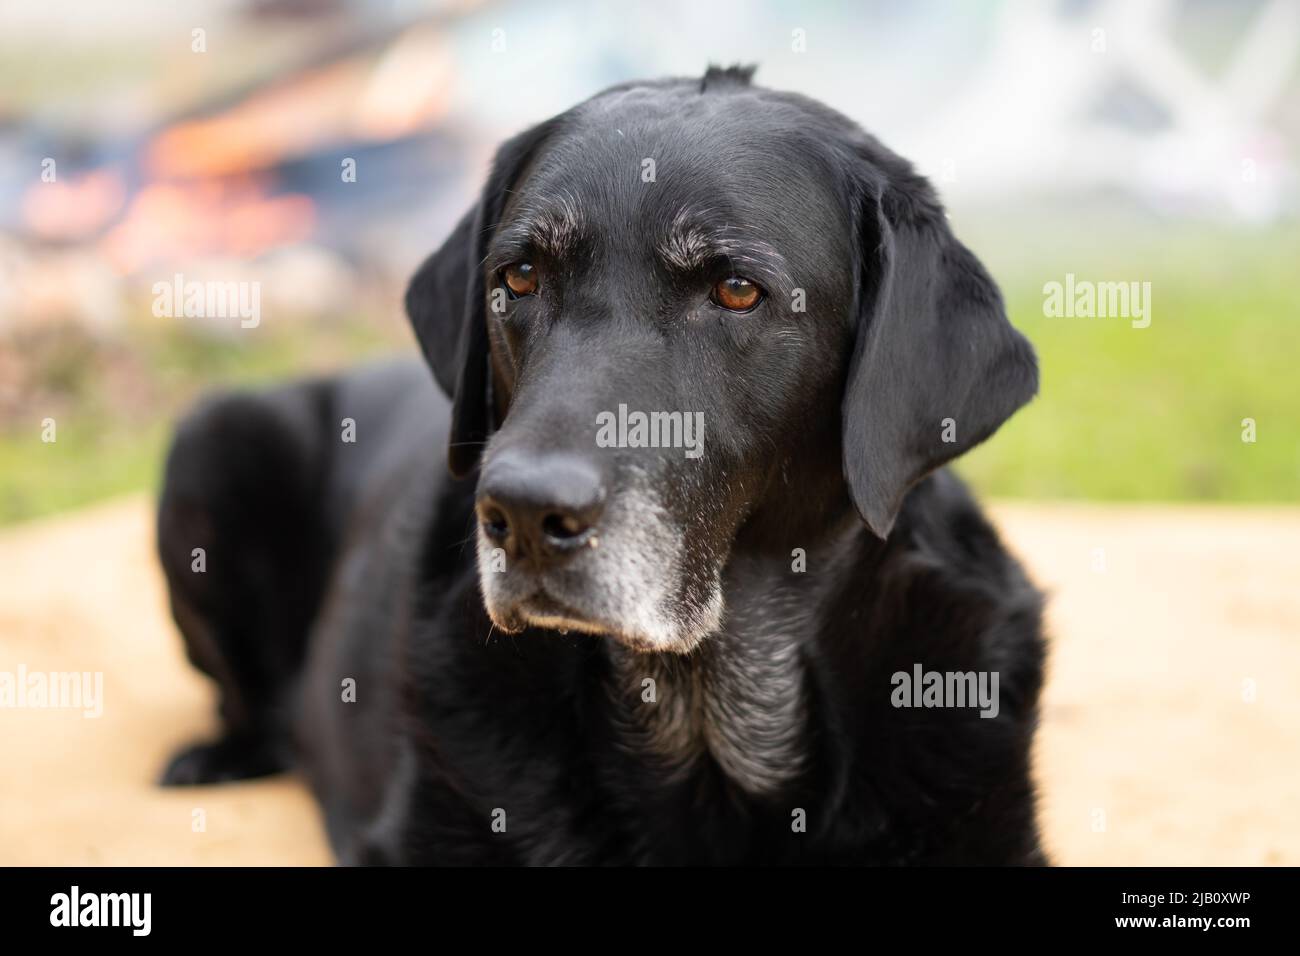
[476,451,606,564]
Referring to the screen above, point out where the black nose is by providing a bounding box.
[476,451,606,566]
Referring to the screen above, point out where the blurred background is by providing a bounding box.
[1,0,1297,519]
[1,0,1298,866]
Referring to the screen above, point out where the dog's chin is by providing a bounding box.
[482,591,711,656]
[492,593,611,638]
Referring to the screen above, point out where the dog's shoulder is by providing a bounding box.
[891,468,1040,609]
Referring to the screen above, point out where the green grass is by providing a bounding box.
[0,419,168,525]
[959,213,1300,503]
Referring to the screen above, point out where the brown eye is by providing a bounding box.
[502,262,539,297]
[711,276,763,312]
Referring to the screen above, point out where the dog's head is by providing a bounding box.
[406,67,1037,654]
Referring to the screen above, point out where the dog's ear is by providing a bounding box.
[842,166,1038,539]
[405,208,478,398]
[405,120,556,477]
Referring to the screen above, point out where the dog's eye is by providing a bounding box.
[501,262,539,298]
[711,276,763,313]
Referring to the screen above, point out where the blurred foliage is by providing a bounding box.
[0,304,409,524]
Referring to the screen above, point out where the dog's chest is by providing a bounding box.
[604,615,809,797]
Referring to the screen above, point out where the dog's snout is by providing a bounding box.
[477,452,606,564]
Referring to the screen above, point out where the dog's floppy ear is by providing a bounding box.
[842,167,1038,539]
[405,119,556,477]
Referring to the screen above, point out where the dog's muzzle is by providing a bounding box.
[476,449,607,571]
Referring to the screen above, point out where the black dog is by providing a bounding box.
[157,67,1045,865]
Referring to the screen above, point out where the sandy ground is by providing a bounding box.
[0,495,1296,866]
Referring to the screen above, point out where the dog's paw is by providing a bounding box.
[159,737,285,786]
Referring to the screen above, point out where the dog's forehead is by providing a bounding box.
[511,87,846,232]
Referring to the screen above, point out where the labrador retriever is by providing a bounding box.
[157,66,1046,865]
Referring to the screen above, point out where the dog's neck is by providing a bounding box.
[604,509,867,796]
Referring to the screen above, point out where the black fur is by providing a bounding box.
[158,70,1046,865]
